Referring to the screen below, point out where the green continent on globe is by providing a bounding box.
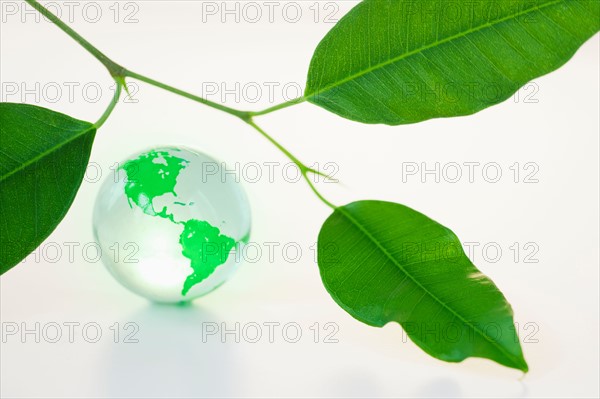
[121,149,189,217]
[120,149,237,297]
[179,219,236,295]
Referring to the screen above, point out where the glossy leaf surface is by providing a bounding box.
[306,0,600,124]
[318,200,528,371]
[0,103,96,274]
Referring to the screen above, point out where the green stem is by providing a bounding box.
[23,0,251,120]
[304,177,337,210]
[24,0,124,77]
[25,0,331,207]
[124,70,250,120]
[245,119,336,209]
[249,97,306,117]
[94,82,122,128]
[245,119,306,168]
[24,0,304,120]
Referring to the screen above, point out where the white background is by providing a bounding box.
[1,1,599,398]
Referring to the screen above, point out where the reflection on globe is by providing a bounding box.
[93,147,251,303]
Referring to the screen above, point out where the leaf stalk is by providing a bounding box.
[94,80,122,129]
[244,119,337,209]
[248,97,307,117]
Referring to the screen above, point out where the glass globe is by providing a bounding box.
[93,146,251,303]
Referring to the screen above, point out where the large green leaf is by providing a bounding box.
[306,0,600,125]
[0,103,96,274]
[318,201,527,371]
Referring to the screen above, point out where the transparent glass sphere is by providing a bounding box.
[93,146,251,303]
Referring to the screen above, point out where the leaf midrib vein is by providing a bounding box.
[306,0,564,99]
[336,206,522,367]
[0,121,95,182]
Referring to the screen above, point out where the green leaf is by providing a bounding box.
[317,201,528,371]
[0,103,96,274]
[306,0,600,125]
